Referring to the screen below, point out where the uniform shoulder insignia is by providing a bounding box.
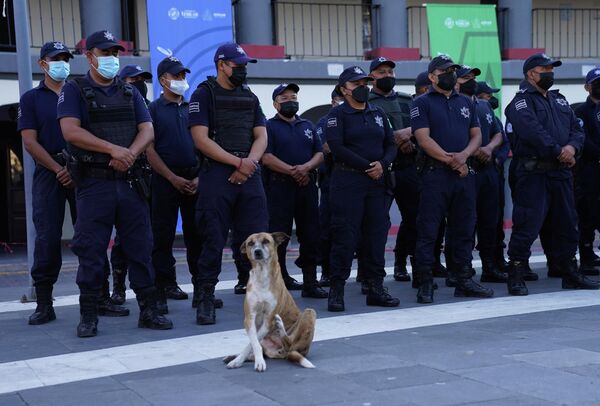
[189,101,200,113]
[517,88,526,94]
[596,111,600,123]
[316,126,323,136]
[556,98,568,107]
[327,117,337,127]
[506,122,513,133]
[577,118,584,128]
[410,106,420,118]
[515,99,528,111]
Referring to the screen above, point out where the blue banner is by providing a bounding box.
[147,0,233,101]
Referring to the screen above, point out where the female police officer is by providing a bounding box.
[326,66,399,312]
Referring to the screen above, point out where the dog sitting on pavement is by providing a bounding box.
[223,232,317,372]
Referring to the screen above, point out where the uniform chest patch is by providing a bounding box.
[578,118,584,128]
[316,127,323,136]
[506,122,513,133]
[486,113,493,124]
[556,98,568,107]
[304,128,313,140]
[375,115,384,127]
[460,106,470,119]
[515,99,527,111]
[596,112,600,123]
[327,117,337,127]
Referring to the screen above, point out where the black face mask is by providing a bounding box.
[437,71,457,91]
[488,96,499,110]
[351,85,369,103]
[376,76,396,93]
[459,79,477,96]
[536,72,554,90]
[591,82,600,99]
[278,101,299,118]
[228,66,247,87]
[132,80,148,100]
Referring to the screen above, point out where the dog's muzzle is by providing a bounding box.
[253,249,264,260]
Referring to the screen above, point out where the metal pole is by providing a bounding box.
[14,0,36,302]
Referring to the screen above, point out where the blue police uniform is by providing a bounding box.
[505,56,599,293]
[325,67,398,312]
[574,93,600,269]
[265,110,324,295]
[315,113,334,284]
[492,115,510,266]
[148,94,202,296]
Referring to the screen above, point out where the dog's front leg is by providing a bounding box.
[249,321,269,372]
[225,344,252,369]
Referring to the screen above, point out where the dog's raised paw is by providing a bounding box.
[274,314,286,336]
[227,358,244,369]
[254,358,267,372]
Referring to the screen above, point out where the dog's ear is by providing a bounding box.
[271,232,290,247]
[239,240,247,258]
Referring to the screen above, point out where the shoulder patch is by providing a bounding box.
[189,102,200,113]
[57,92,65,105]
[327,117,337,127]
[577,118,584,128]
[316,126,323,136]
[597,111,600,122]
[410,107,420,118]
[506,122,513,133]
[515,99,527,111]
[17,106,22,120]
[556,98,568,107]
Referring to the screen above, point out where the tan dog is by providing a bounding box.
[223,232,316,372]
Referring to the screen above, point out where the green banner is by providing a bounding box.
[426,4,502,114]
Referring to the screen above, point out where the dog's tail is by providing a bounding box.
[288,351,315,368]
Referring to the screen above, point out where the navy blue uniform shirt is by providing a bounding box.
[504,80,583,159]
[574,96,600,162]
[57,73,151,128]
[148,95,197,168]
[410,87,480,153]
[474,98,501,146]
[493,116,510,165]
[266,115,322,166]
[18,80,66,155]
[187,84,266,129]
[325,102,396,171]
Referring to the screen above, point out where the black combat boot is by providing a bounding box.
[445,260,458,288]
[547,257,562,278]
[393,251,411,282]
[28,285,56,325]
[196,283,216,325]
[455,265,494,298]
[137,287,173,330]
[77,293,99,338]
[98,280,130,317]
[494,247,509,272]
[319,240,331,287]
[416,267,435,304]
[523,260,539,281]
[367,280,400,307]
[301,269,328,298]
[192,277,223,309]
[328,279,345,312]
[156,285,169,315]
[507,260,529,296]
[110,267,127,305]
[579,246,600,276]
[562,258,600,290]
[480,257,508,283]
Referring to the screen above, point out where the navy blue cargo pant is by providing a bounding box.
[474,164,500,259]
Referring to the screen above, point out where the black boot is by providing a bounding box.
[523,260,539,281]
[196,283,216,325]
[494,247,509,272]
[319,241,332,287]
[433,251,448,278]
[416,268,434,304]
[507,260,529,296]
[445,260,458,288]
[156,286,169,315]
[360,279,371,295]
[328,279,345,312]
[110,267,127,305]
[319,273,331,287]
[579,247,600,276]
[284,277,303,291]
[28,285,56,325]
[480,258,508,283]
[165,284,189,300]
[98,280,130,317]
[547,258,562,278]
[301,267,327,298]
[393,252,411,282]
[367,280,400,307]
[411,259,438,290]
[77,293,99,338]
[455,265,494,298]
[137,287,173,330]
[562,258,600,290]
[192,279,223,308]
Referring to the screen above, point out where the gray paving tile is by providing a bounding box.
[18,377,126,405]
[563,364,600,379]
[310,351,416,375]
[456,363,600,404]
[340,364,461,391]
[507,348,600,369]
[0,393,26,406]
[461,396,558,405]
[505,327,600,342]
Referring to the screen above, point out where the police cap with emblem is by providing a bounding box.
[428,55,461,73]
[157,56,191,78]
[369,57,396,72]
[86,30,125,51]
[272,83,300,101]
[40,41,73,60]
[118,65,152,80]
[585,67,600,84]
[338,66,373,85]
[213,42,257,64]
[522,53,562,74]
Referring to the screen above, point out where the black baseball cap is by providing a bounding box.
[214,42,257,64]
[522,53,562,74]
[272,83,299,100]
[157,56,191,78]
[476,81,500,94]
[40,41,73,60]
[86,30,125,51]
[428,55,461,73]
[369,57,396,72]
[415,71,431,88]
[338,66,373,86]
[119,65,152,80]
[585,67,600,84]
[457,65,482,78]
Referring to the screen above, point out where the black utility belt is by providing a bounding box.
[227,151,250,158]
[334,163,365,174]
[471,159,493,171]
[516,157,562,171]
[170,164,199,179]
[82,165,128,180]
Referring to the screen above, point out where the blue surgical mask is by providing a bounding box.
[93,55,120,79]
[44,61,70,82]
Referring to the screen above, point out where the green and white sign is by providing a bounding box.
[426,4,502,113]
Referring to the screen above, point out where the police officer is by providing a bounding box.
[18,41,76,325]
[146,56,203,313]
[456,67,506,284]
[58,30,173,337]
[189,43,268,325]
[263,83,327,298]
[326,66,399,312]
[505,53,599,295]
[411,55,494,303]
[119,64,152,104]
[315,88,344,287]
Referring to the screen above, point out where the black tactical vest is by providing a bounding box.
[368,91,411,130]
[69,77,137,163]
[200,77,256,154]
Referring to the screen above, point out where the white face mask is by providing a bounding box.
[169,79,189,96]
